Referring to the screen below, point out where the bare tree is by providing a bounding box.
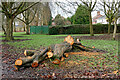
[30,2,51,26]
[112,1,120,40]
[43,2,51,25]
[38,2,51,26]
[17,2,37,34]
[99,0,117,34]
[0,2,38,40]
[99,0,120,37]
[76,0,97,36]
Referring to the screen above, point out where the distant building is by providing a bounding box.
[96,15,108,24]
[92,11,108,24]
[93,11,120,24]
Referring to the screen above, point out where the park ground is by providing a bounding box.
[1,32,120,79]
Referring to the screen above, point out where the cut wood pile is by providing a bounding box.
[14,35,104,70]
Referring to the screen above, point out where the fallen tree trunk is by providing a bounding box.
[32,48,49,67]
[14,35,103,70]
[49,42,72,58]
[14,63,32,70]
[15,54,37,66]
[14,48,49,70]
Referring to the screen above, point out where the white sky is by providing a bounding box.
[52,9,105,18]
[50,2,105,18]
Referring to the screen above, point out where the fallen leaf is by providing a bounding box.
[112,70,118,74]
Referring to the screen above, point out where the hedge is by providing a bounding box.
[49,24,120,35]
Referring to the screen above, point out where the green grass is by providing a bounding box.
[1,32,118,71]
[1,32,106,49]
[1,32,118,52]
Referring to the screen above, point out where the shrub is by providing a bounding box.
[49,24,120,35]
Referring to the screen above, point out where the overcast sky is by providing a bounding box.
[50,2,105,18]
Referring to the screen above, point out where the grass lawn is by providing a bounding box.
[1,32,107,49]
[1,32,119,75]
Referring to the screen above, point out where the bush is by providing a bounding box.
[49,24,120,35]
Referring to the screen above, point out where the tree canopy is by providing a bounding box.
[68,4,89,24]
[54,14,65,25]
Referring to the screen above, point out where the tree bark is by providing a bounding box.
[89,11,94,36]
[26,24,30,35]
[15,53,38,66]
[2,14,6,35]
[5,18,14,40]
[113,18,117,40]
[108,20,111,34]
[32,52,48,67]
[49,42,72,58]
[24,25,26,31]
[13,21,16,32]
[2,25,6,36]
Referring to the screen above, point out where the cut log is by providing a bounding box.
[52,59,60,64]
[64,53,69,58]
[14,65,19,71]
[32,60,39,68]
[60,57,65,61]
[32,48,49,67]
[15,53,37,66]
[73,41,82,45]
[32,54,48,67]
[64,35,74,45]
[24,50,35,56]
[14,35,102,69]
[50,42,72,58]
[47,51,53,58]
[38,48,49,57]
[72,44,89,51]
[14,63,33,70]
[15,59,22,66]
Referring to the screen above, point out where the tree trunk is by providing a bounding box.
[26,24,30,35]
[89,11,94,36]
[2,25,6,36]
[13,21,16,32]
[113,18,117,40]
[49,42,72,58]
[2,14,6,35]
[5,18,14,41]
[24,25,26,31]
[36,12,39,26]
[108,20,111,34]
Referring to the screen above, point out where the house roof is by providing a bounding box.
[93,14,103,20]
[97,15,106,19]
[93,11,103,21]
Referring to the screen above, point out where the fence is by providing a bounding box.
[30,26,49,34]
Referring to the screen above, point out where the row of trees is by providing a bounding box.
[67,0,120,38]
[1,2,52,40]
[1,2,39,40]
[99,0,120,39]
[1,1,120,41]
